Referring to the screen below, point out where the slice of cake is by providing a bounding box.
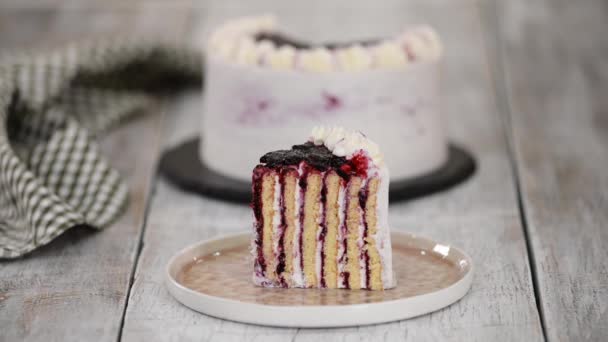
[252,127,395,290]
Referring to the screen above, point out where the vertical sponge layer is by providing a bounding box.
[345,177,363,289]
[364,178,383,290]
[302,172,322,287]
[323,172,342,288]
[261,172,277,282]
[281,171,298,285]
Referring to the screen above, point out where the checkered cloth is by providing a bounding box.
[0,38,201,258]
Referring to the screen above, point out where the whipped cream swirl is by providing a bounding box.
[208,14,442,71]
[309,126,383,166]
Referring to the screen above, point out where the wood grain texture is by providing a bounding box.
[121,1,543,341]
[0,0,478,11]
[0,6,190,342]
[497,1,608,341]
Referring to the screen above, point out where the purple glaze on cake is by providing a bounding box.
[252,166,268,273]
[340,181,351,289]
[276,169,289,287]
[298,165,308,275]
[322,92,342,111]
[359,181,371,290]
[318,172,329,288]
[253,32,380,50]
[260,142,369,179]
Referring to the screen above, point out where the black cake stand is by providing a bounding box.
[158,138,476,204]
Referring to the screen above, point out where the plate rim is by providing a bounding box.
[165,231,474,327]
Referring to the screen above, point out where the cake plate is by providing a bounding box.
[165,231,473,328]
[158,138,476,203]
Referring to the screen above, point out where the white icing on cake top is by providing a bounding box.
[207,14,442,72]
[309,126,384,166]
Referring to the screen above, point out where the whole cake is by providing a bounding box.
[202,14,447,182]
[251,127,395,290]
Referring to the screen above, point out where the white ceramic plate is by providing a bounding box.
[165,231,473,328]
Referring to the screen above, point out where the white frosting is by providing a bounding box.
[298,48,334,73]
[202,56,447,181]
[417,26,443,60]
[373,41,408,68]
[256,39,276,58]
[402,33,428,60]
[215,39,236,60]
[375,166,395,288]
[206,14,442,72]
[234,37,259,65]
[309,126,383,167]
[336,45,373,71]
[266,45,296,70]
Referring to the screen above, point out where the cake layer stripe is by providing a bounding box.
[323,172,342,288]
[281,169,298,286]
[319,173,328,288]
[276,170,288,286]
[261,172,278,281]
[345,176,363,289]
[339,180,351,289]
[359,180,371,290]
[336,185,347,289]
[302,170,322,287]
[252,167,266,274]
[297,166,307,280]
[365,178,383,290]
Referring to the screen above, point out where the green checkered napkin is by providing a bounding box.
[0,37,201,258]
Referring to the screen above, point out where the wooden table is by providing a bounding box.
[0,1,606,341]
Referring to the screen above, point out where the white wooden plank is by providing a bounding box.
[498,1,608,341]
[0,0,198,10]
[121,1,543,341]
[0,0,477,11]
[0,7,190,342]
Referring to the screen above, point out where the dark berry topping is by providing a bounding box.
[258,142,372,179]
[260,142,346,170]
[253,32,380,51]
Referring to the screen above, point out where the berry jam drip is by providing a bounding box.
[318,173,329,288]
[298,166,308,273]
[259,142,370,179]
[275,169,290,288]
[339,181,352,289]
[253,32,380,51]
[359,182,371,290]
[251,166,268,273]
